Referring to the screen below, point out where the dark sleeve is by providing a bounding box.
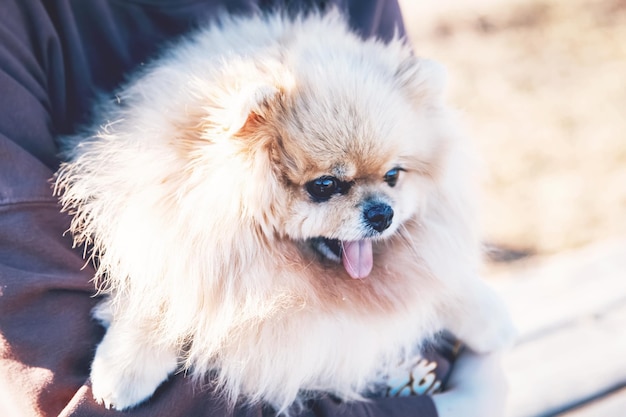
[0,1,101,416]
[299,396,438,417]
[0,1,436,416]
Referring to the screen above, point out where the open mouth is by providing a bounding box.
[310,237,342,262]
[310,237,373,280]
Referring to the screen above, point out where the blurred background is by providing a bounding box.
[398,0,626,416]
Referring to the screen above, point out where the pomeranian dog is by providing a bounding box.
[55,9,515,414]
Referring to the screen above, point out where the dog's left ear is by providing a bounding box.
[395,57,447,104]
[222,83,283,137]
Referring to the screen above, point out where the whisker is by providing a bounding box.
[339,241,355,272]
[397,223,421,261]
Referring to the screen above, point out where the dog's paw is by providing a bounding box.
[90,335,178,410]
[466,312,517,354]
[446,282,517,354]
[462,292,517,353]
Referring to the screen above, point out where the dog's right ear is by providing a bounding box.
[395,56,448,105]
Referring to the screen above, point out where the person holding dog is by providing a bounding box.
[0,1,508,416]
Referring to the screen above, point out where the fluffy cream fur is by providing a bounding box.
[55,10,515,414]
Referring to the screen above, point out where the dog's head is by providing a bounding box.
[188,35,453,280]
[245,57,450,280]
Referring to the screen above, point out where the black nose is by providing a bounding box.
[363,202,394,233]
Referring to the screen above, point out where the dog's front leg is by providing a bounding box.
[90,316,178,410]
[444,278,516,354]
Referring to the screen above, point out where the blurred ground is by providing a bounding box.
[397,2,626,414]
[399,0,626,261]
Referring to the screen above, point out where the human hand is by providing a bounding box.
[431,348,509,417]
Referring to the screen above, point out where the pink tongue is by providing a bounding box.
[341,240,373,279]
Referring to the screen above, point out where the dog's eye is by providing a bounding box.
[384,168,402,187]
[306,176,339,202]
